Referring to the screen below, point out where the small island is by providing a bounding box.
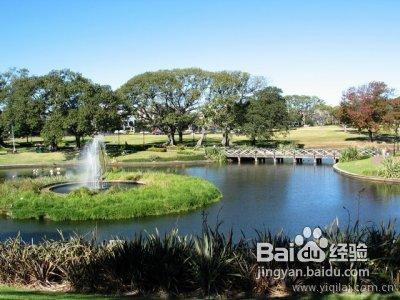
[0,170,221,221]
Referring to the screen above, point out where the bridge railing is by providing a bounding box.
[223,147,379,158]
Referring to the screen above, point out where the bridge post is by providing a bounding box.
[273,150,276,164]
[254,156,258,164]
[237,156,241,164]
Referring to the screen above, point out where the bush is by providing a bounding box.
[339,147,361,162]
[378,157,400,178]
[205,147,227,164]
[147,146,167,152]
[176,149,195,155]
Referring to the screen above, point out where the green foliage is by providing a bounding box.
[118,68,210,145]
[205,147,227,164]
[0,171,221,221]
[339,147,361,162]
[284,94,326,126]
[378,157,400,178]
[243,87,289,144]
[146,146,167,152]
[1,221,400,297]
[204,71,266,146]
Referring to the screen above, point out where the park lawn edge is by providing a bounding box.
[0,171,222,221]
[0,285,122,299]
[0,286,399,300]
[334,158,400,184]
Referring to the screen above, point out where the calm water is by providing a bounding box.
[1,163,400,241]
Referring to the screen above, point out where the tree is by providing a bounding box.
[340,81,392,142]
[41,70,123,149]
[285,95,325,126]
[2,76,47,141]
[41,112,65,150]
[205,71,266,146]
[91,84,129,134]
[243,87,289,145]
[119,70,180,145]
[383,97,400,154]
[0,68,30,145]
[119,69,210,145]
[170,68,211,143]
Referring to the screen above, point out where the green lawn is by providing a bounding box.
[0,151,73,165]
[0,126,387,166]
[336,157,382,177]
[113,148,206,162]
[1,286,398,300]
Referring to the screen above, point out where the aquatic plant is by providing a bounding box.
[0,220,399,297]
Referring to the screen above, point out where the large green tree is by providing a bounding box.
[243,87,289,145]
[205,71,266,146]
[119,68,210,145]
[284,95,325,126]
[2,76,47,141]
[42,70,124,148]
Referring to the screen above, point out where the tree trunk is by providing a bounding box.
[368,130,373,142]
[75,135,81,148]
[196,128,206,148]
[167,132,175,146]
[251,137,256,146]
[178,130,183,143]
[221,129,229,147]
[26,136,29,143]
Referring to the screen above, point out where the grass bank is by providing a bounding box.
[0,171,221,221]
[336,157,382,177]
[0,286,121,300]
[0,151,74,166]
[0,286,398,300]
[113,148,206,163]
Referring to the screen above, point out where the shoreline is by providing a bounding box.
[333,163,400,184]
[0,159,213,170]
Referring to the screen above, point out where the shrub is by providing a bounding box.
[205,147,227,164]
[339,147,361,162]
[176,149,195,155]
[1,220,400,297]
[147,146,167,152]
[378,157,400,178]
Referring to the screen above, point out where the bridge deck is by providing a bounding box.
[223,148,377,164]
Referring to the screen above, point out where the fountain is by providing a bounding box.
[47,135,138,194]
[80,135,107,190]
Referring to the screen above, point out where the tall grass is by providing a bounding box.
[0,220,399,297]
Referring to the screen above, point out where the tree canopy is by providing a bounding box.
[339,81,393,141]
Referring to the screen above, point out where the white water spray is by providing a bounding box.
[81,135,106,189]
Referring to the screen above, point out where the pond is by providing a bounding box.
[1,163,400,241]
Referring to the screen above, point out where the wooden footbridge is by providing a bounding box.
[223,147,378,164]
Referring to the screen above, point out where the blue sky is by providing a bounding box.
[1,0,399,104]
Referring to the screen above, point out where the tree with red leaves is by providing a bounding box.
[383,97,400,154]
[339,81,392,142]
